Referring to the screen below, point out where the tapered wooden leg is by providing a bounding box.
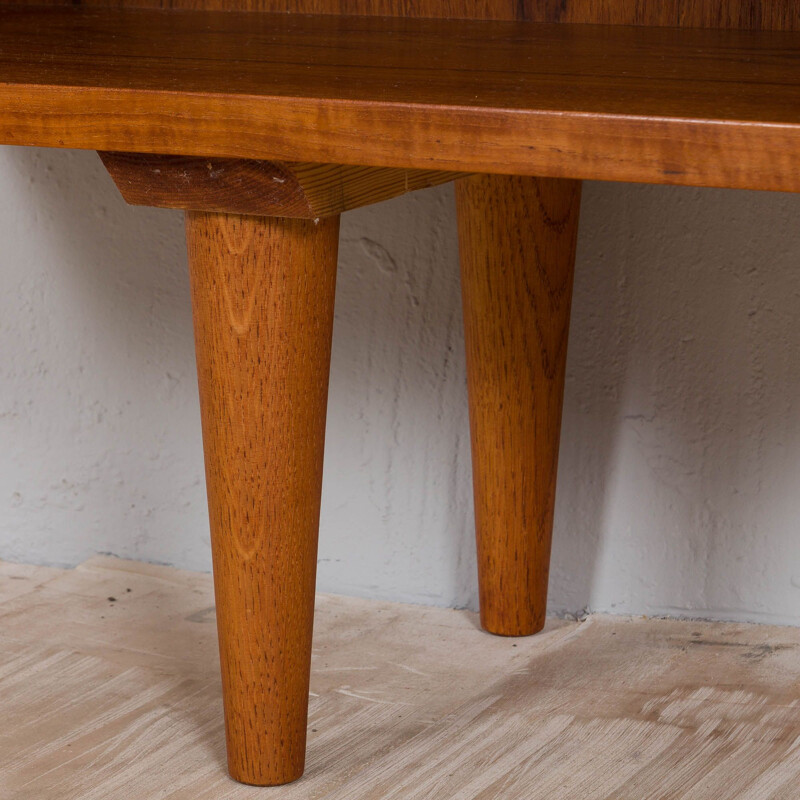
[186,211,339,785]
[456,175,581,637]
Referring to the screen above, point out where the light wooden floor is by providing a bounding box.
[1,557,799,799]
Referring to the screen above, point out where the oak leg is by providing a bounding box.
[456,175,581,637]
[186,211,339,785]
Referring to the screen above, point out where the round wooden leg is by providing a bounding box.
[456,175,581,636]
[186,211,339,785]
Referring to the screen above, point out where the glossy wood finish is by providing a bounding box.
[187,210,339,785]
[457,175,580,636]
[99,152,462,219]
[3,8,800,191]
[19,0,800,29]
[447,0,788,638]
[9,0,800,789]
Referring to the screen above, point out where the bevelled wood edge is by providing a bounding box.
[99,152,465,218]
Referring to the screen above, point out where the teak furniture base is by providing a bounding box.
[187,210,339,785]
[4,0,800,789]
[107,152,577,783]
[457,175,581,637]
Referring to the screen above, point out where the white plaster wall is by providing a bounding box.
[1,146,800,625]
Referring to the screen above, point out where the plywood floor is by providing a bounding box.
[0,557,799,799]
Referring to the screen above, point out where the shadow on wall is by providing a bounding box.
[555,181,800,625]
[2,146,800,625]
[319,186,476,608]
[0,146,207,570]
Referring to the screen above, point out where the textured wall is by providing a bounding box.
[1,146,800,624]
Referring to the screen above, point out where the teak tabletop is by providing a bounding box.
[1,6,800,189]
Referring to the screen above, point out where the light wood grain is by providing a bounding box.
[2,9,800,191]
[186,211,339,785]
[3,557,800,799]
[99,152,462,219]
[457,175,581,637]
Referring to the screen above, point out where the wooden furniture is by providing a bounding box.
[1,0,798,787]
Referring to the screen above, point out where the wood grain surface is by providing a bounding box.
[457,175,581,636]
[186,211,339,785]
[17,0,800,29]
[5,0,798,792]
[99,152,462,219]
[2,8,800,191]
[4,557,800,799]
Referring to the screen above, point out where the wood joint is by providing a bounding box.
[99,152,464,218]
